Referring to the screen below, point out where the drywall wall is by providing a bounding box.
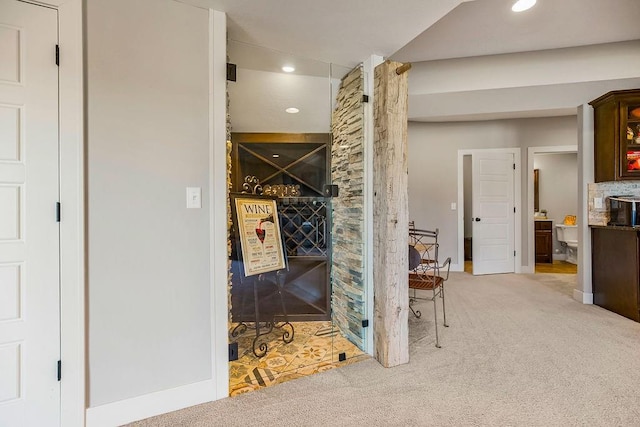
[534,153,578,255]
[408,115,577,268]
[408,41,640,95]
[406,41,640,122]
[87,0,212,406]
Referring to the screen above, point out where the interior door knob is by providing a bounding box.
[475,218,481,222]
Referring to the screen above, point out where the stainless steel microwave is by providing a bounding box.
[608,196,640,227]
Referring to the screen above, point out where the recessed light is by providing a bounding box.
[512,0,536,12]
[282,65,295,73]
[285,107,299,114]
[272,154,280,158]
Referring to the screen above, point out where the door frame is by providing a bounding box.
[525,145,578,273]
[21,0,85,425]
[456,148,522,273]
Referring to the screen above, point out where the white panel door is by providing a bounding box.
[0,1,60,426]
[472,151,515,275]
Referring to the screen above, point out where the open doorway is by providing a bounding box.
[463,155,473,273]
[527,146,578,291]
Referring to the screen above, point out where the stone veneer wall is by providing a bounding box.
[588,181,640,225]
[331,66,366,349]
[227,47,233,321]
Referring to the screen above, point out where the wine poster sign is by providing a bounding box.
[234,197,286,277]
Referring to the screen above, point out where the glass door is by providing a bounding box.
[227,41,339,394]
[622,98,640,177]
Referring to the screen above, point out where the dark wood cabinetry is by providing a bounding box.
[592,227,640,322]
[590,89,640,182]
[535,220,553,264]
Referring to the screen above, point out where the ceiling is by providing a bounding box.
[392,0,640,62]
[189,0,640,68]
[185,0,469,67]
[185,0,640,123]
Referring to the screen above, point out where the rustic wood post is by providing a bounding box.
[373,60,410,367]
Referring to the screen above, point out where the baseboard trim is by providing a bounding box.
[86,379,217,427]
[573,289,593,304]
[450,263,463,272]
[521,265,535,274]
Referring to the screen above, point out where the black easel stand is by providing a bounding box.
[230,270,294,358]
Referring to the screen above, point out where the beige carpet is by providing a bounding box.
[129,272,640,426]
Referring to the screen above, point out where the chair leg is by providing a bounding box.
[441,282,448,328]
[433,287,440,348]
[409,288,422,318]
[409,298,422,319]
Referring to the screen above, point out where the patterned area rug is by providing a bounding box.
[229,321,369,396]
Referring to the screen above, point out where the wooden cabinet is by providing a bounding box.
[592,227,640,322]
[590,89,640,182]
[534,220,553,264]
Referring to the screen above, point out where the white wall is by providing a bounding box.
[87,0,213,407]
[408,115,577,267]
[407,41,640,122]
[534,153,578,255]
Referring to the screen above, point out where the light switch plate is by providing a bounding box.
[451,202,457,210]
[186,187,202,209]
[594,197,603,209]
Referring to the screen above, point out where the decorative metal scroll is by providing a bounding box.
[242,175,263,195]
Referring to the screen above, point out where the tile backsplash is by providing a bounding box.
[588,181,640,225]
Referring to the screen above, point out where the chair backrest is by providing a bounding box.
[409,221,416,245]
[408,245,421,270]
[408,227,440,274]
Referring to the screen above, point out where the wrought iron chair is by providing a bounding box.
[408,227,451,348]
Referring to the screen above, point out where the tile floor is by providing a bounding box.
[229,321,369,396]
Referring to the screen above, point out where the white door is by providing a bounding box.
[472,151,515,275]
[0,1,60,425]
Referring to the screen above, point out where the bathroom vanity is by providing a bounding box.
[534,220,553,263]
[591,225,640,322]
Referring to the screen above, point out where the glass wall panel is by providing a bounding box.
[329,63,369,356]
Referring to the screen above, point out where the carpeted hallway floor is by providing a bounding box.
[129,272,640,426]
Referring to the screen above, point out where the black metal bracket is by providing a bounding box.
[362,94,369,103]
[228,342,239,361]
[338,352,346,362]
[324,184,339,197]
[227,63,237,82]
[361,319,369,328]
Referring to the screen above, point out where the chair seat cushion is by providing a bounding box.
[408,245,421,270]
[408,273,443,290]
